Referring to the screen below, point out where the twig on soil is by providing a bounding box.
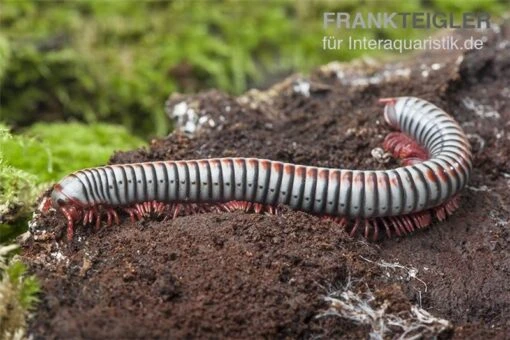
[466,133,486,153]
[317,276,451,340]
[466,185,492,192]
[462,97,501,119]
[359,256,428,293]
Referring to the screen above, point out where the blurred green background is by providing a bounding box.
[0,0,507,239]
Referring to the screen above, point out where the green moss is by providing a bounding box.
[0,244,40,339]
[1,122,145,183]
[0,125,41,230]
[0,162,39,226]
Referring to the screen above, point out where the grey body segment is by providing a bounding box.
[55,97,472,219]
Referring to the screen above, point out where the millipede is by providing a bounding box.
[42,97,472,241]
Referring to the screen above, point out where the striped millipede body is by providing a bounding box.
[47,97,472,240]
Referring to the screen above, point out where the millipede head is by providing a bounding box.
[51,183,74,209]
[50,177,89,210]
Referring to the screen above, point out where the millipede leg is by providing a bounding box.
[390,217,403,236]
[94,208,101,230]
[172,204,180,219]
[142,202,148,214]
[401,216,413,233]
[364,219,371,239]
[254,203,263,214]
[371,219,379,240]
[125,208,136,223]
[435,206,446,221]
[381,218,392,238]
[112,209,120,225]
[106,209,112,226]
[86,209,92,225]
[61,207,75,241]
[397,217,409,234]
[135,204,145,217]
[349,219,361,237]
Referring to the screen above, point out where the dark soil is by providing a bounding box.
[24,25,510,339]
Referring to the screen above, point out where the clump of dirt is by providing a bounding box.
[24,24,510,339]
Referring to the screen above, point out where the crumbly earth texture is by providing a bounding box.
[24,25,510,339]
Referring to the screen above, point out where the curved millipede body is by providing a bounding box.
[46,97,472,240]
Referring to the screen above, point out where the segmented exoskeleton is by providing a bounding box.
[46,97,472,240]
